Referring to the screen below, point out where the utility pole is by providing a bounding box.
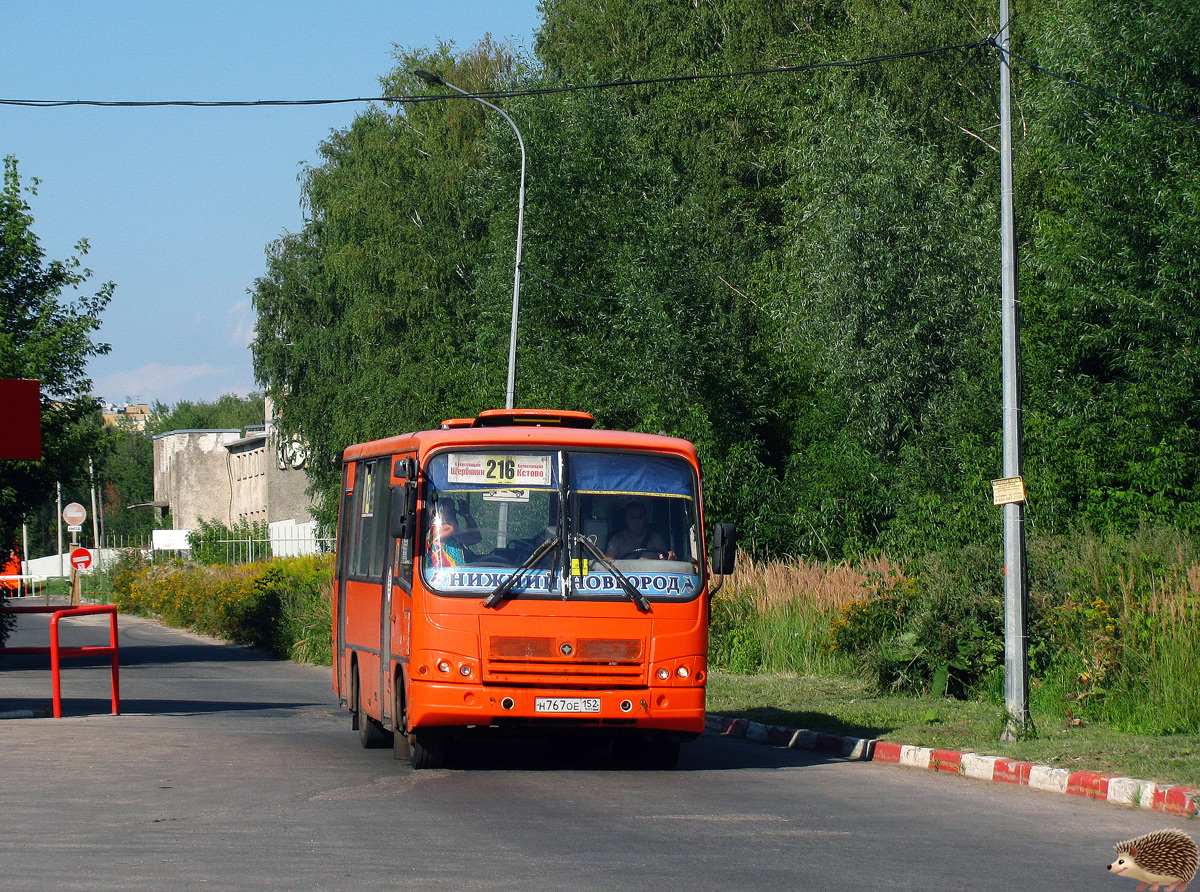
[90,456,102,551]
[57,481,64,578]
[998,0,1030,739]
[412,69,527,410]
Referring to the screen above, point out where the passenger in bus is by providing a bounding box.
[426,500,480,567]
[605,501,671,560]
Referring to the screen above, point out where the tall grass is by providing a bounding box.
[720,528,1200,737]
[711,554,902,675]
[1102,559,1200,734]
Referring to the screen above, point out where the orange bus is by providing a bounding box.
[333,408,735,769]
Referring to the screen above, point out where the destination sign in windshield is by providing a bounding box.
[447,453,553,487]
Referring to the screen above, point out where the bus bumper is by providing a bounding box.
[407,681,706,735]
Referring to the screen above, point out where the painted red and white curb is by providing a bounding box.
[706,715,1199,818]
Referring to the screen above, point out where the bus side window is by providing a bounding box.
[348,459,390,580]
[345,463,366,578]
[336,465,357,582]
[389,471,416,590]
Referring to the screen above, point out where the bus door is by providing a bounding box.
[382,455,417,727]
[334,461,356,703]
[341,457,390,719]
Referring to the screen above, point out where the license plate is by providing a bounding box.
[534,697,601,714]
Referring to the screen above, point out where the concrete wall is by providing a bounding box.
[152,421,315,534]
[153,430,241,530]
[227,431,269,527]
[265,424,313,525]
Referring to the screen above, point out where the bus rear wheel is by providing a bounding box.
[409,728,449,769]
[355,668,393,749]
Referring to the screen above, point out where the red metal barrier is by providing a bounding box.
[1,605,120,718]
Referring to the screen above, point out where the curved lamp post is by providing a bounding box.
[413,69,526,411]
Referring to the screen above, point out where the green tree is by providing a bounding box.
[253,41,519,528]
[96,418,156,543]
[146,391,266,435]
[533,0,1009,557]
[0,157,111,641]
[252,1,1200,559]
[1019,0,1200,533]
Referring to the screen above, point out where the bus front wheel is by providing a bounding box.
[644,734,681,770]
[409,728,448,769]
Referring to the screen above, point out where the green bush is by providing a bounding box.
[0,592,12,649]
[188,517,272,566]
[708,589,765,673]
[828,576,919,657]
[113,552,334,664]
[828,547,1006,697]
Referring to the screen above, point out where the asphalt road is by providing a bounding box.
[0,610,1189,892]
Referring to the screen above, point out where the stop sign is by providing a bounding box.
[70,547,92,571]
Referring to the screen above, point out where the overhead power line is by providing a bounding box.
[992,40,1200,128]
[3,34,1194,130]
[0,40,990,108]
[4,35,1191,128]
[0,96,385,108]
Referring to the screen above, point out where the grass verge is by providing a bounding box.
[707,671,1200,790]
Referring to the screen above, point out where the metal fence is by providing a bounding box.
[196,536,335,565]
[20,534,335,583]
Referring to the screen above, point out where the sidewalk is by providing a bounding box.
[708,713,1199,817]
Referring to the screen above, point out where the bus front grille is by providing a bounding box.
[485,636,647,688]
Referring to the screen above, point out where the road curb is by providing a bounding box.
[706,714,1199,817]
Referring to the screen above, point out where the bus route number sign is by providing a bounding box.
[448,454,552,487]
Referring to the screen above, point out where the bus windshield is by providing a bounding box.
[421,450,702,603]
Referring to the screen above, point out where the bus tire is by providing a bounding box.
[644,734,681,770]
[393,681,412,762]
[409,729,448,769]
[355,668,393,749]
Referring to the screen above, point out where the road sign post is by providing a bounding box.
[69,547,91,606]
[63,504,89,606]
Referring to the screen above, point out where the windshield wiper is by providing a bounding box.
[574,535,651,613]
[483,536,560,608]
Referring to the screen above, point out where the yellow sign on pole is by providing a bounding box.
[991,476,1027,506]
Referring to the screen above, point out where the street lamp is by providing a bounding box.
[413,69,526,410]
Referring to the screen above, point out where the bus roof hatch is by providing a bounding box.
[465,409,596,429]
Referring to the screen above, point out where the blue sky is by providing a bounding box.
[4,1,543,407]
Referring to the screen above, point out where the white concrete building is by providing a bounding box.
[151,406,318,554]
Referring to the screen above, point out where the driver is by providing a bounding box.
[605,501,669,560]
[426,499,481,567]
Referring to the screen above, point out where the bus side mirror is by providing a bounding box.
[709,523,736,576]
[388,485,414,541]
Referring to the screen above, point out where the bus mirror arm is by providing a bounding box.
[387,484,415,541]
[710,523,736,573]
[709,574,725,599]
[708,524,737,598]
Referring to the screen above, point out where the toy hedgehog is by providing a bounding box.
[1108,829,1198,892]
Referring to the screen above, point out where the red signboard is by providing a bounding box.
[70,548,93,571]
[0,379,42,461]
